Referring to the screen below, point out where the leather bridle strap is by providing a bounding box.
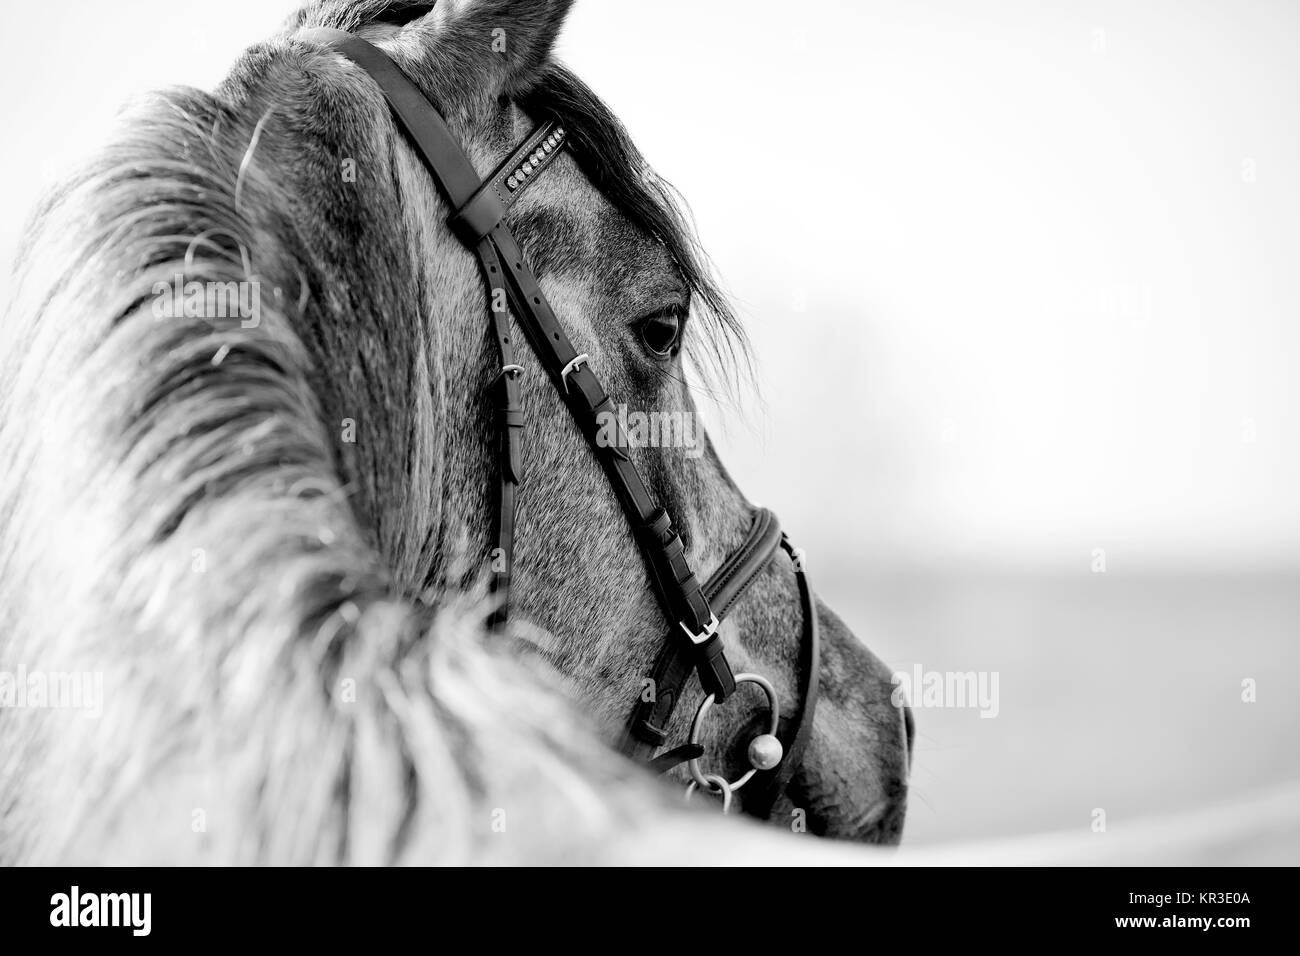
[478,237,521,631]
[622,511,822,818]
[623,508,783,754]
[482,221,734,700]
[461,130,567,630]
[303,27,736,702]
[746,535,820,816]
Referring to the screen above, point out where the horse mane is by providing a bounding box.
[0,71,684,863]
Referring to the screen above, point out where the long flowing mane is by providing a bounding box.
[0,40,707,864]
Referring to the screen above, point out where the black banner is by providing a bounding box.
[0,866,1281,943]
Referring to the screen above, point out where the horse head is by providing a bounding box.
[0,0,909,859]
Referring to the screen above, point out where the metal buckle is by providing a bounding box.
[559,353,588,392]
[497,364,524,383]
[679,612,720,646]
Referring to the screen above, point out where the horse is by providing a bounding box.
[0,0,911,864]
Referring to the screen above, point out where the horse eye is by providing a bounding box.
[639,310,683,358]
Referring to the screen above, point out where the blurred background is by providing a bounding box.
[2,0,1296,845]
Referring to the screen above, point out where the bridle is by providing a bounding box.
[304,28,821,818]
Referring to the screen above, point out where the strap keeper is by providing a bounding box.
[449,188,506,244]
[639,508,673,543]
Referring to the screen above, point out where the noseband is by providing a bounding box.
[305,28,820,817]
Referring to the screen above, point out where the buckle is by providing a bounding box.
[559,353,589,392]
[679,613,720,646]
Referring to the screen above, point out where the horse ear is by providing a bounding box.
[408,0,574,101]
